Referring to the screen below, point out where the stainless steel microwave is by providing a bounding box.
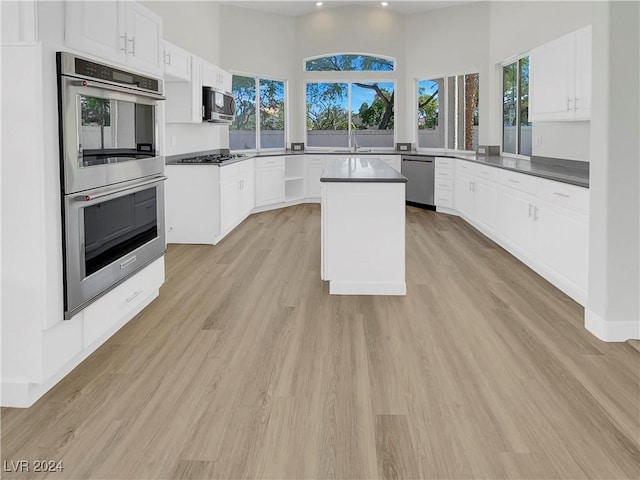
[203,86,235,123]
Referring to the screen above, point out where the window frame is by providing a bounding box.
[414,70,480,154]
[303,52,396,72]
[500,54,531,159]
[304,79,397,152]
[229,71,288,153]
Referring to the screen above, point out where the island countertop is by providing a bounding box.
[320,157,408,183]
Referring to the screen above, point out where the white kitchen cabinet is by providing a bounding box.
[65,1,163,77]
[165,57,202,123]
[498,183,537,259]
[434,157,455,211]
[1,0,37,44]
[530,25,592,121]
[256,168,285,206]
[202,61,232,92]
[163,41,191,81]
[473,177,499,235]
[165,164,219,244]
[536,199,589,299]
[219,159,255,238]
[255,157,285,207]
[305,156,327,199]
[454,162,474,221]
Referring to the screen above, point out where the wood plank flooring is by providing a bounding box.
[2,204,639,479]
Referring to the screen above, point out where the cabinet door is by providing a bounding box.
[125,2,163,76]
[574,26,592,120]
[536,201,589,299]
[306,159,327,199]
[220,179,239,234]
[473,178,499,235]
[202,62,219,88]
[530,32,575,121]
[255,168,285,207]
[65,1,126,65]
[240,171,256,215]
[498,186,536,258]
[164,41,191,81]
[454,171,474,221]
[220,69,232,92]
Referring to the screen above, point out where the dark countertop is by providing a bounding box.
[165,149,588,187]
[320,158,407,183]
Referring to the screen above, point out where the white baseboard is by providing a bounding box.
[329,281,406,296]
[1,289,159,408]
[585,309,640,342]
[436,206,458,216]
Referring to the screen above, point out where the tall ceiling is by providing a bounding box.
[219,0,477,17]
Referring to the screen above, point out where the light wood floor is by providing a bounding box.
[2,205,639,479]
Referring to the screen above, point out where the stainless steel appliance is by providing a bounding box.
[202,86,235,123]
[401,155,435,208]
[57,52,165,193]
[57,52,167,319]
[178,153,247,164]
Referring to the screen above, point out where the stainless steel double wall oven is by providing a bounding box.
[57,52,166,319]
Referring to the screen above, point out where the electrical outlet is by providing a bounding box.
[170,136,176,146]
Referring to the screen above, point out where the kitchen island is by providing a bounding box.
[321,157,408,295]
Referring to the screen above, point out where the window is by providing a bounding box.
[417,78,444,148]
[502,57,531,156]
[230,75,285,151]
[305,54,394,72]
[447,73,479,151]
[306,82,395,148]
[416,73,479,151]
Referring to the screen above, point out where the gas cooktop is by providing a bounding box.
[179,153,247,164]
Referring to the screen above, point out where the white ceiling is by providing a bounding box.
[219,0,476,17]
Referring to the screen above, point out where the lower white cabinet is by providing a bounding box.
[305,156,327,199]
[255,157,285,207]
[219,159,254,238]
[498,184,537,259]
[452,159,589,305]
[434,157,454,210]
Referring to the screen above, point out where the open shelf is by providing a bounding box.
[285,177,304,201]
[285,176,304,182]
[285,156,305,180]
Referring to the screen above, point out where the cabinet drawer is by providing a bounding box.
[219,159,254,181]
[473,163,500,182]
[83,258,164,348]
[499,169,538,195]
[435,157,453,169]
[256,156,285,169]
[435,168,453,180]
[538,178,589,213]
[456,159,475,173]
[435,190,454,208]
[434,178,453,191]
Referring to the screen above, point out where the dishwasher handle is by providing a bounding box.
[402,155,434,162]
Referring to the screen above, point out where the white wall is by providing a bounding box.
[586,1,640,341]
[404,1,490,146]
[487,1,593,159]
[143,1,221,65]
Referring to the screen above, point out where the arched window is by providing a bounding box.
[305,54,395,72]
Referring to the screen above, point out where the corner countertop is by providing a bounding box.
[165,149,589,187]
[320,158,407,183]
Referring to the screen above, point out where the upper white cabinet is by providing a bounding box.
[163,41,191,81]
[202,62,232,92]
[65,1,163,77]
[530,25,592,121]
[1,0,37,44]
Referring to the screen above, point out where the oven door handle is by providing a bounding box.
[77,176,167,202]
[70,80,166,101]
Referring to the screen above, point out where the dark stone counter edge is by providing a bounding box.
[165,150,588,187]
[320,177,408,183]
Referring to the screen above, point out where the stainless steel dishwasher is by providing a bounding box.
[401,155,435,209]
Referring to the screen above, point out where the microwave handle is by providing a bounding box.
[70,80,165,101]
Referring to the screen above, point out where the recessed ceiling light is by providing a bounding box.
[316,1,323,6]
[381,1,389,6]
